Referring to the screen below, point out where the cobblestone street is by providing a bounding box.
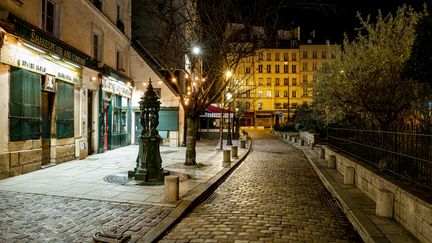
[161,130,362,242]
[0,191,172,242]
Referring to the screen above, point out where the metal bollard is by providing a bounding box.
[223,149,231,163]
[164,175,179,202]
[240,140,246,148]
[328,155,336,169]
[320,147,325,159]
[231,146,238,158]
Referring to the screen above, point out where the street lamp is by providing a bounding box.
[226,91,233,145]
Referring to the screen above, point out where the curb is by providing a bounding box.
[143,140,253,242]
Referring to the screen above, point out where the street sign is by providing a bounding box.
[279,111,283,118]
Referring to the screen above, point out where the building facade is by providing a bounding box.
[0,0,181,179]
[236,44,340,127]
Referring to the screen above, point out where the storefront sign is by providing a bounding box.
[13,18,96,68]
[102,78,132,98]
[0,41,81,84]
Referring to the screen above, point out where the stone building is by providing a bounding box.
[0,0,181,179]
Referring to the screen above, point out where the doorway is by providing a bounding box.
[41,92,54,165]
[87,90,93,154]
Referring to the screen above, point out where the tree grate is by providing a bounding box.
[320,195,342,211]
[203,193,218,205]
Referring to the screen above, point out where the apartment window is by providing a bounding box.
[41,0,60,36]
[258,65,263,73]
[284,90,288,97]
[322,51,327,59]
[116,49,123,71]
[292,78,297,86]
[275,52,280,61]
[258,52,263,60]
[246,90,251,98]
[283,103,288,109]
[292,103,298,108]
[283,65,288,73]
[303,74,308,82]
[312,63,317,71]
[275,90,279,97]
[292,90,296,98]
[331,51,336,59]
[266,52,271,61]
[266,90,271,98]
[302,63,308,71]
[116,4,125,33]
[283,78,288,86]
[275,65,280,73]
[266,78,271,86]
[245,67,251,73]
[302,51,307,58]
[258,103,263,110]
[275,78,280,86]
[283,52,288,61]
[258,78,263,86]
[91,0,103,11]
[258,90,263,98]
[292,53,297,61]
[292,65,296,73]
[93,30,103,62]
[266,65,271,73]
[312,51,318,59]
[246,102,250,110]
[275,103,281,109]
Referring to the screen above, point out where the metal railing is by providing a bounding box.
[328,126,432,190]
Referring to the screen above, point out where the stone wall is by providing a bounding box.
[323,145,432,242]
[51,138,75,163]
[0,140,42,179]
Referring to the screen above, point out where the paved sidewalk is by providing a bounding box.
[0,139,250,242]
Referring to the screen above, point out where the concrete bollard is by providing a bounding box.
[376,190,394,218]
[240,140,246,148]
[320,147,325,159]
[164,175,179,202]
[223,149,231,163]
[344,166,355,185]
[231,146,238,158]
[310,143,315,150]
[300,139,304,146]
[328,155,336,169]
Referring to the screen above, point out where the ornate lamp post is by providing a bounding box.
[226,91,233,145]
[129,78,167,183]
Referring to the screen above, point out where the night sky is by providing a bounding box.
[274,0,430,43]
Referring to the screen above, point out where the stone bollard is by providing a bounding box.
[376,190,394,218]
[223,149,231,163]
[328,155,336,169]
[300,139,304,146]
[344,166,355,185]
[165,175,179,202]
[320,147,325,159]
[231,146,238,158]
[310,143,315,150]
[240,140,246,148]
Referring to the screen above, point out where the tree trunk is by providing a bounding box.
[184,115,198,166]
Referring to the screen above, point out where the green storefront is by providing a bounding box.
[98,67,133,152]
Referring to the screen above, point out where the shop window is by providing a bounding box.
[9,68,41,141]
[41,0,60,37]
[57,82,74,138]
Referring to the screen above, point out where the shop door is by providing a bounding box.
[41,92,53,165]
[135,112,142,144]
[87,91,93,154]
[104,105,109,151]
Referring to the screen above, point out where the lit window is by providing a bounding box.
[266,90,271,98]
[258,103,263,110]
[258,90,263,98]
